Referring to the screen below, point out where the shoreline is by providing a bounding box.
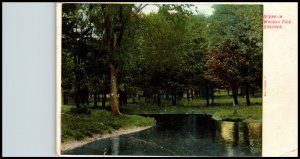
[60,125,153,152]
[132,112,262,123]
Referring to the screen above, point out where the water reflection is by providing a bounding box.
[220,121,235,143]
[218,121,262,156]
[63,114,262,156]
[111,136,119,155]
[248,122,262,155]
[219,121,235,156]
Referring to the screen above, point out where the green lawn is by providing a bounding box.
[122,104,262,121]
[122,92,262,122]
[61,106,156,143]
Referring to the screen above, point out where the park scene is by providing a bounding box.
[61,3,263,156]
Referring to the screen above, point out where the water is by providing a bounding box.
[62,114,262,156]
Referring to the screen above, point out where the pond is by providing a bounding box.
[62,114,262,156]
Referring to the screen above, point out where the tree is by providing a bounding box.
[124,5,221,107]
[62,4,92,109]
[206,5,263,106]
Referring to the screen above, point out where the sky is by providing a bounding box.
[139,4,215,16]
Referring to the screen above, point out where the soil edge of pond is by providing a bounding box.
[60,125,153,153]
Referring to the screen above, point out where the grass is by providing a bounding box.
[122,104,262,121]
[211,106,262,121]
[61,106,156,143]
[122,90,262,122]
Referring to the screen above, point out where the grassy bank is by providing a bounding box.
[123,104,261,121]
[61,106,156,143]
[122,92,262,122]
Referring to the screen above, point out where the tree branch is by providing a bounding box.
[131,4,148,17]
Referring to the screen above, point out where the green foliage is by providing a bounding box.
[206,5,263,89]
[62,3,262,118]
[120,8,209,97]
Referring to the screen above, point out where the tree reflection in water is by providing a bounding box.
[218,121,262,156]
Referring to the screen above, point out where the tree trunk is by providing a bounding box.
[102,92,106,108]
[124,91,127,106]
[181,91,184,100]
[211,86,215,105]
[197,88,201,98]
[63,91,68,105]
[239,87,244,97]
[75,89,80,109]
[98,93,100,104]
[74,59,80,109]
[172,94,177,105]
[187,89,190,103]
[191,88,194,100]
[172,91,177,105]
[245,82,251,106]
[119,91,123,108]
[173,95,177,105]
[110,63,121,115]
[94,93,98,107]
[157,92,161,106]
[102,4,121,115]
[251,87,255,97]
[205,84,210,106]
[233,122,239,146]
[65,92,68,104]
[86,91,89,106]
[232,87,239,106]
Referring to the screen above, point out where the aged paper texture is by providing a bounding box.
[262,2,298,157]
[56,2,298,157]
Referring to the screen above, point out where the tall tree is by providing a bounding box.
[206,5,263,106]
[62,4,92,108]
[99,4,151,115]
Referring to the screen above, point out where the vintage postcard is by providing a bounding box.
[56,2,297,157]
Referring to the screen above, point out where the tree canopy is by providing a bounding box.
[62,3,263,115]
